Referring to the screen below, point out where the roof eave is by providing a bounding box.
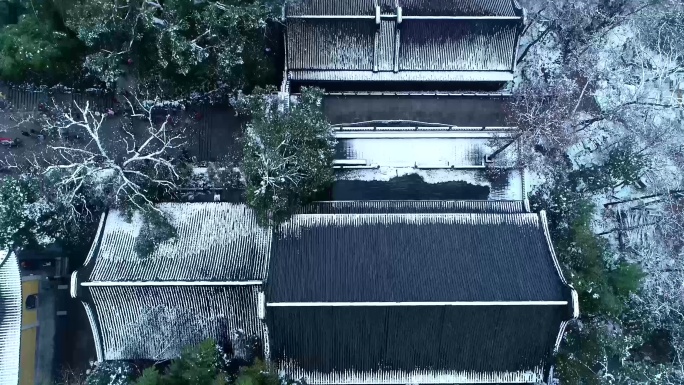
[0,251,23,385]
[278,366,545,384]
[288,70,515,82]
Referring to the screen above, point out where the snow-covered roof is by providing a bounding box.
[285,0,524,82]
[76,199,577,377]
[76,203,272,361]
[331,129,525,200]
[86,203,271,282]
[287,0,520,17]
[0,250,21,385]
[86,285,266,361]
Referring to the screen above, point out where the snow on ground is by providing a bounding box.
[192,167,208,175]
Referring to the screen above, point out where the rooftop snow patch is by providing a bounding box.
[332,129,525,200]
[87,203,271,282]
[88,284,266,361]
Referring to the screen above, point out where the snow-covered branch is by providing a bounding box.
[36,97,187,217]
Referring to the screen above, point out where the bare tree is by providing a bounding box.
[508,77,581,162]
[35,95,187,219]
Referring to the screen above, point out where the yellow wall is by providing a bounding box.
[19,328,37,385]
[20,279,40,385]
[21,280,39,326]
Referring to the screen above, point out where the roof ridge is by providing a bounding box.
[267,300,568,307]
[290,212,536,217]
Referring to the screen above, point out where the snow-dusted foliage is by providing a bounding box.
[65,0,278,96]
[508,76,581,161]
[0,176,59,249]
[519,0,684,383]
[106,339,302,385]
[239,87,335,224]
[86,360,135,385]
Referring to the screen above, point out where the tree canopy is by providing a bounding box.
[64,0,278,95]
[0,0,84,84]
[0,176,57,249]
[84,339,294,385]
[0,0,279,93]
[240,87,336,224]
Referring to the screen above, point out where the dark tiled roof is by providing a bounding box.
[398,20,519,71]
[286,20,519,74]
[267,212,567,302]
[400,0,518,16]
[267,305,564,383]
[287,20,375,71]
[286,0,520,17]
[285,0,523,80]
[287,0,376,16]
[297,200,528,214]
[322,94,511,126]
[288,70,515,82]
[88,203,271,282]
[87,285,265,360]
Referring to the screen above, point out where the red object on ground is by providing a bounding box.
[0,137,13,144]
[127,58,133,65]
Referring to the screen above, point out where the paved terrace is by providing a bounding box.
[323,94,512,126]
[0,87,244,163]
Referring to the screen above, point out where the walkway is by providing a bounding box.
[324,94,512,126]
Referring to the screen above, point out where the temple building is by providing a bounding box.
[72,201,578,384]
[70,1,579,385]
[284,0,525,90]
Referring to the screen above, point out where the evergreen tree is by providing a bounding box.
[0,0,84,84]
[65,0,278,95]
[0,176,60,249]
[240,87,336,224]
[86,361,136,385]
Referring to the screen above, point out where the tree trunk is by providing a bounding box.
[596,221,660,236]
[517,23,556,65]
[604,190,684,208]
[487,134,522,161]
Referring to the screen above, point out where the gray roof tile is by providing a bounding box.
[268,305,564,384]
[285,0,523,79]
[268,212,568,302]
[0,252,21,385]
[88,285,266,360]
[297,200,528,214]
[89,203,271,282]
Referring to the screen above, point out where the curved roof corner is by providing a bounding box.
[70,271,79,299]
